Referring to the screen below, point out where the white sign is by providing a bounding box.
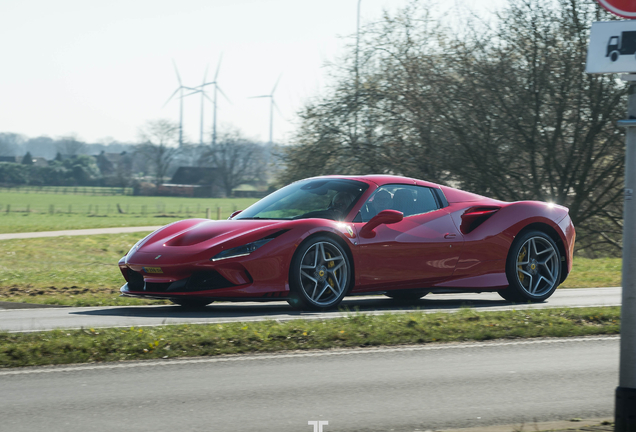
[308,420,328,432]
[586,20,636,74]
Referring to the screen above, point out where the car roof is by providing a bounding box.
[306,174,442,189]
[304,174,494,204]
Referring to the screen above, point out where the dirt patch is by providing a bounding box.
[0,301,68,309]
[0,285,118,298]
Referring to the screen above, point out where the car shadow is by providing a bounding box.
[69,295,536,319]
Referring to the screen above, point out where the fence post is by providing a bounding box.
[217,206,221,220]
[6,204,10,214]
[206,208,211,219]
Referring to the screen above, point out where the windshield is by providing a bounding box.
[235,179,368,221]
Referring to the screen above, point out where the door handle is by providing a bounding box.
[444,233,456,239]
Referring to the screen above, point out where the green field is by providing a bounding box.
[0,192,258,233]
[0,233,622,307]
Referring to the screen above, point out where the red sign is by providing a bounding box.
[597,0,636,18]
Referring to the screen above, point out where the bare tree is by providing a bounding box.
[0,132,25,156]
[136,119,180,186]
[56,134,86,156]
[437,0,625,255]
[204,129,265,197]
[281,0,625,255]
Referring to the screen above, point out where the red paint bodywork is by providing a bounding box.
[119,175,575,302]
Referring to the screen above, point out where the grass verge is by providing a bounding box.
[0,307,619,368]
[541,421,613,432]
[0,232,165,306]
[563,257,621,288]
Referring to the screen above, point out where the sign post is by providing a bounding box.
[615,81,636,432]
[587,2,636,430]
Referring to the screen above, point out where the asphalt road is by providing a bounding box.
[0,287,620,333]
[0,336,618,432]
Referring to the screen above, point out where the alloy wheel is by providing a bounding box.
[515,236,560,297]
[298,241,348,307]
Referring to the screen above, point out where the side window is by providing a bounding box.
[411,186,438,215]
[359,185,439,222]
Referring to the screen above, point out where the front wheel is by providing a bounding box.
[288,236,351,311]
[499,230,561,303]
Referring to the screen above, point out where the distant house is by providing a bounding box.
[94,151,132,176]
[170,167,217,185]
[31,157,48,167]
[1,155,48,166]
[158,166,224,198]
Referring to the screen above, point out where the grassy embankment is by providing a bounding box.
[0,192,258,233]
[0,307,620,368]
[0,232,622,306]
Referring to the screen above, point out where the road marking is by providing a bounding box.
[0,335,619,376]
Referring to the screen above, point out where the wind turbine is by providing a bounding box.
[250,74,282,145]
[163,60,195,147]
[198,65,209,146]
[185,55,231,146]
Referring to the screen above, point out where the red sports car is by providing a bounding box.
[119,175,575,310]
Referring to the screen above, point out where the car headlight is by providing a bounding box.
[211,238,273,261]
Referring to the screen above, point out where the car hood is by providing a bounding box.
[128,218,290,260]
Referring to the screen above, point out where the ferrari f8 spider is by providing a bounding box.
[119,175,575,310]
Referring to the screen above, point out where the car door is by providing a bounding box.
[352,185,464,291]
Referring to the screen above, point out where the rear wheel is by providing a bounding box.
[499,230,561,302]
[288,236,351,311]
[171,299,213,308]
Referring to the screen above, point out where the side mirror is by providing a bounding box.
[228,210,242,220]
[360,210,403,238]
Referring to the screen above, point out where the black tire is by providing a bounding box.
[288,235,351,311]
[499,230,561,303]
[171,299,213,308]
[385,290,428,301]
[611,51,620,62]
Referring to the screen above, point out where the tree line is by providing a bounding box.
[278,0,625,256]
[0,122,275,196]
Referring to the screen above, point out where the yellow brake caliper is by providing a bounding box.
[326,252,336,288]
[517,247,527,283]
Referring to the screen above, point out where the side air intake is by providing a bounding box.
[460,206,500,234]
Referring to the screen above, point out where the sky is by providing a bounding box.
[0,0,506,147]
